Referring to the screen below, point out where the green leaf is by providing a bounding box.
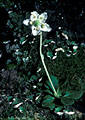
[12,98,19,105]
[61,97,74,105]
[8,96,13,102]
[56,88,62,97]
[42,95,55,104]
[30,75,37,81]
[70,91,83,100]
[42,101,55,110]
[47,51,53,58]
[56,31,58,36]
[19,106,25,113]
[46,75,59,91]
[43,39,52,44]
[63,30,68,35]
[8,116,15,120]
[7,64,16,70]
[42,95,55,110]
[55,106,63,112]
[64,91,71,97]
[48,103,55,110]
[44,89,53,95]
[71,41,76,45]
[73,49,77,53]
[20,37,25,44]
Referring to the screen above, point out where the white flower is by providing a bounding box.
[23,11,52,36]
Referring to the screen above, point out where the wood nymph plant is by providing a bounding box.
[23,11,64,97]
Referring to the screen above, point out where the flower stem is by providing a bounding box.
[40,32,57,97]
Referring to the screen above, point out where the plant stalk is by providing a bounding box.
[40,32,57,96]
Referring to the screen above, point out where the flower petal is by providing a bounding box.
[39,12,47,22]
[30,11,39,21]
[31,11,39,16]
[40,23,52,32]
[23,19,29,26]
[32,26,40,36]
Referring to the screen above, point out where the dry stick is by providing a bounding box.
[40,32,57,97]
